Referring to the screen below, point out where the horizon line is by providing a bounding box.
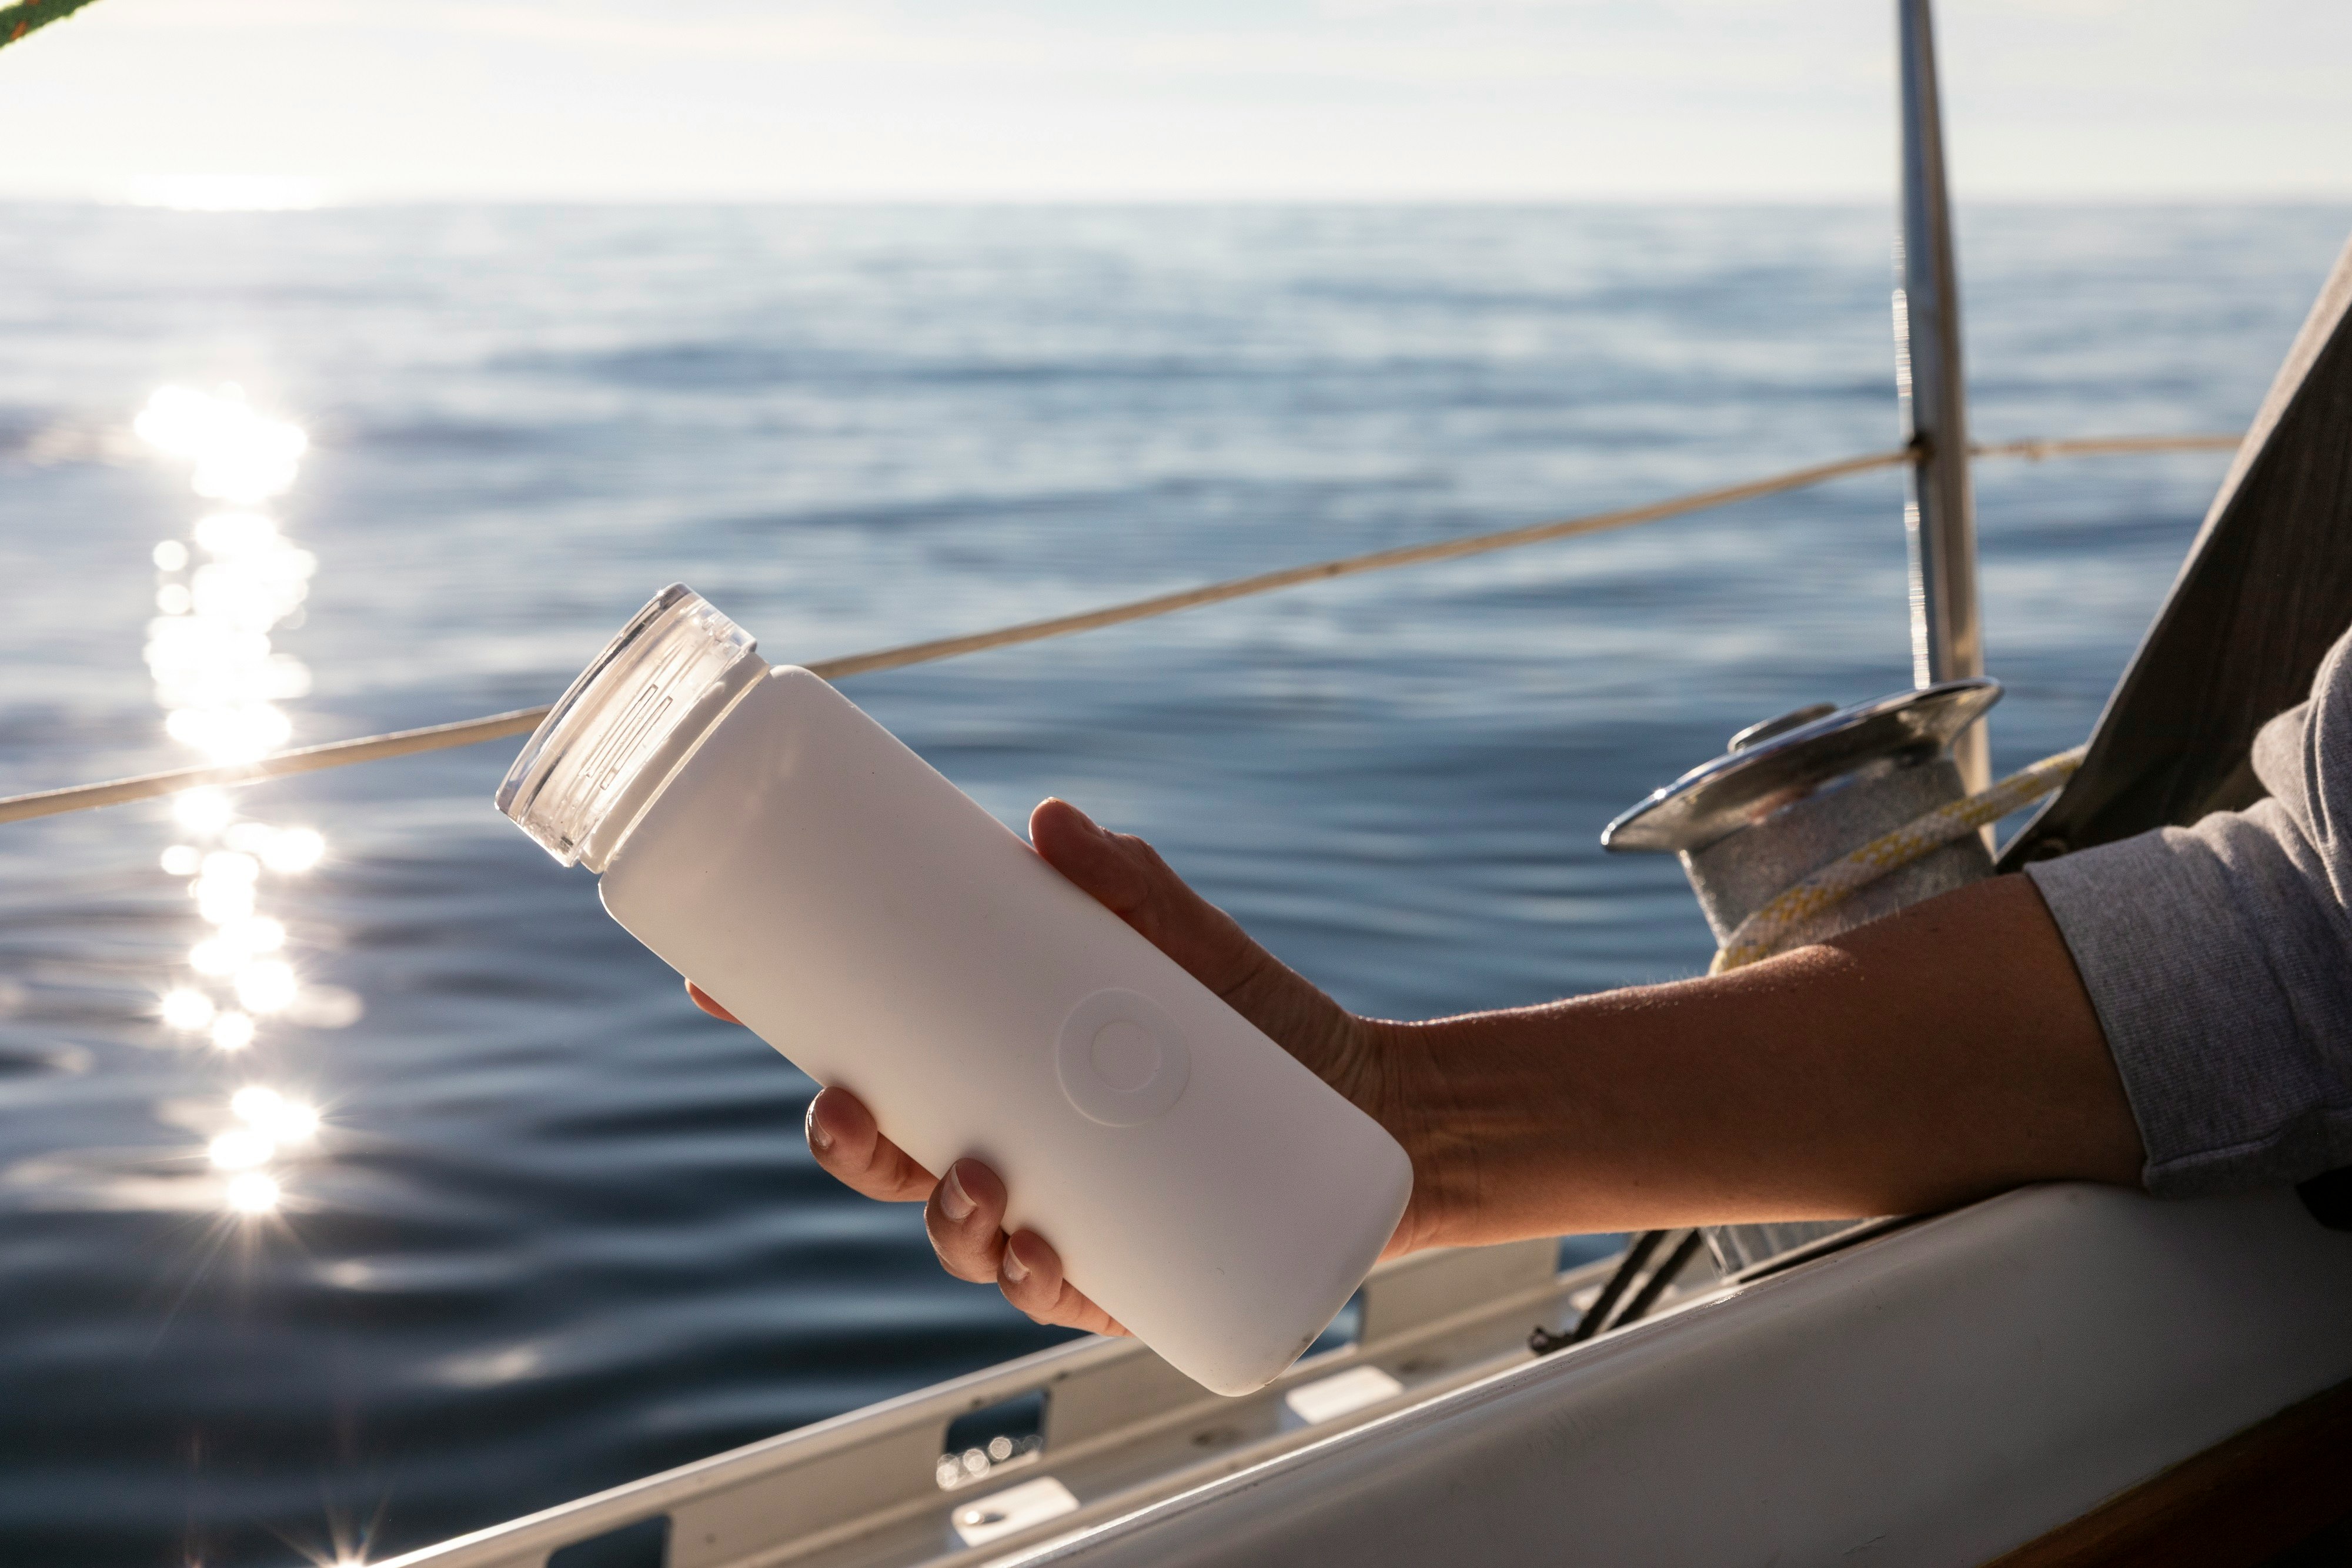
[11,190,2352,212]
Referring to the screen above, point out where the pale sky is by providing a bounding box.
[4,0,2349,203]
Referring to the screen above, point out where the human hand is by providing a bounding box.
[686,796,1435,1336]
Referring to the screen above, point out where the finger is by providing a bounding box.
[1000,1229,1128,1336]
[807,1086,936,1202]
[1028,798,1276,1005]
[1029,798,1358,1077]
[925,1158,1009,1284]
[684,980,740,1024]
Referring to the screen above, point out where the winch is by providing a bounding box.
[1603,678,2002,951]
[1603,677,2001,1271]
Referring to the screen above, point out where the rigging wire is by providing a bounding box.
[0,431,2238,828]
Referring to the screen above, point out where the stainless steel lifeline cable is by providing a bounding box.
[0,432,2238,829]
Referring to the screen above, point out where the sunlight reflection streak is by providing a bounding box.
[138,383,352,1219]
[225,1172,281,1215]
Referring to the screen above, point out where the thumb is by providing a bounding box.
[1029,797,1269,998]
[1027,799,1359,1082]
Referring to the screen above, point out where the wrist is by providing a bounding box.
[1344,1013,1481,1255]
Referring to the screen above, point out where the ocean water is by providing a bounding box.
[0,202,2343,1566]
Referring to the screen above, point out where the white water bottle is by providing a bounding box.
[495,586,1414,1395]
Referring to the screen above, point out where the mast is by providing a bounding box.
[1894,0,1989,792]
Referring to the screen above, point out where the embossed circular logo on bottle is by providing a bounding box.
[1055,989,1191,1126]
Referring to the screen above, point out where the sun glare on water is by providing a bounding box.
[138,387,315,770]
[136,385,362,1218]
[225,1172,282,1216]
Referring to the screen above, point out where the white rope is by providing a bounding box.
[0,432,2237,828]
[1708,745,2089,974]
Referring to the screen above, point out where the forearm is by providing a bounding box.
[1378,873,2147,1246]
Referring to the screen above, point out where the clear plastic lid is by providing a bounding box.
[496,584,765,870]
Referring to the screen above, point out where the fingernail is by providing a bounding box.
[1064,802,1107,838]
[1001,1239,1030,1283]
[940,1165,975,1222]
[804,1102,831,1154]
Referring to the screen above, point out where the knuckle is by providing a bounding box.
[930,1240,988,1283]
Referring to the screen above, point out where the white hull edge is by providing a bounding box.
[1009,1184,2352,1567]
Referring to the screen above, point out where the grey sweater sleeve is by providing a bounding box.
[2025,628,2352,1195]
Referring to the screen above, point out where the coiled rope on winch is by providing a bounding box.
[0,432,2235,828]
[1709,744,2089,974]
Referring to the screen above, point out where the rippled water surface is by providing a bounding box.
[0,203,2344,1564]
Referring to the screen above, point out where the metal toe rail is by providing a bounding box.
[0,433,2237,829]
[374,1238,1716,1568]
